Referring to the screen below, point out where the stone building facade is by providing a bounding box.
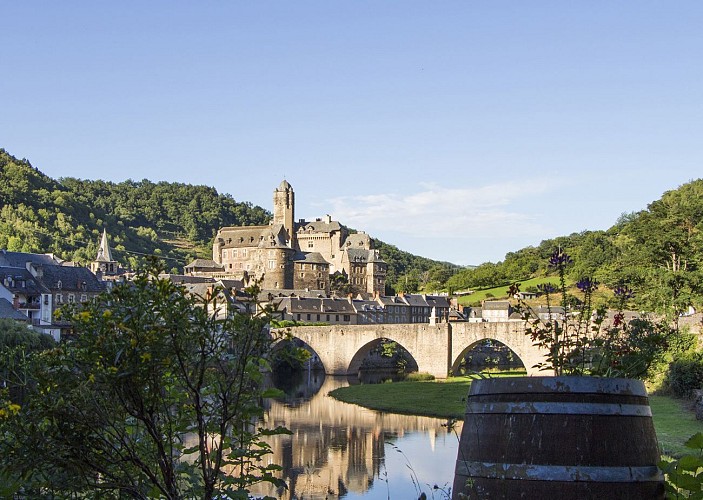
[211,181,386,295]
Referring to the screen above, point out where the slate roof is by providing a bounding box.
[344,233,371,248]
[0,298,30,321]
[353,299,385,312]
[38,265,105,293]
[160,274,216,284]
[296,220,342,234]
[0,268,50,294]
[217,279,245,289]
[184,259,224,270]
[293,252,329,265]
[482,300,512,310]
[216,225,271,246]
[95,229,114,262]
[0,250,62,268]
[425,295,451,309]
[277,297,355,314]
[277,179,292,191]
[403,295,430,308]
[534,305,566,315]
[257,225,290,249]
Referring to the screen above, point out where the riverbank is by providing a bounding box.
[329,375,703,457]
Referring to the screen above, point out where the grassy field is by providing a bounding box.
[330,375,703,457]
[456,277,565,306]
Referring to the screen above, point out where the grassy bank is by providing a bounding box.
[329,375,703,457]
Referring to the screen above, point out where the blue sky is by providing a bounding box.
[2,2,701,265]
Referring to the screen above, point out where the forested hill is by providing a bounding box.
[0,149,269,270]
[446,178,703,314]
[0,148,448,283]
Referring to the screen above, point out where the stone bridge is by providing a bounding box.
[276,322,550,379]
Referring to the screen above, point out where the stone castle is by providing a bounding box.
[205,181,387,295]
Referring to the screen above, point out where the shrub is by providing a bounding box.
[666,350,703,398]
[404,372,435,382]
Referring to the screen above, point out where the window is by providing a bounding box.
[335,315,339,322]
[316,314,320,321]
[308,241,313,248]
[56,294,63,304]
[268,260,275,269]
[57,280,62,290]
[232,249,238,258]
[68,294,75,303]
[343,315,350,322]
[307,314,311,321]
[80,294,88,302]
[297,314,301,321]
[326,314,330,321]
[242,249,247,257]
[223,250,228,258]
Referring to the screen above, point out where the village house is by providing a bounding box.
[481,300,513,322]
[0,249,106,340]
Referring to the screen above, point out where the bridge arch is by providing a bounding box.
[450,338,525,375]
[450,322,547,376]
[270,336,326,370]
[347,338,419,375]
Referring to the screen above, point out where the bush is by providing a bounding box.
[403,372,435,382]
[666,350,703,398]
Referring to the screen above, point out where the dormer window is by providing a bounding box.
[57,280,62,290]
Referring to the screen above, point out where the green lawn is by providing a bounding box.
[330,376,703,457]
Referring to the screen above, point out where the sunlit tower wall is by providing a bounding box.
[273,180,295,247]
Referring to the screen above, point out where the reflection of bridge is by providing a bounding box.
[279,322,549,378]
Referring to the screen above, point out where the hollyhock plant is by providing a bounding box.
[511,249,671,378]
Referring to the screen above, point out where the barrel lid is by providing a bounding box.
[469,376,648,397]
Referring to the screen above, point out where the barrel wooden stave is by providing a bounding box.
[452,377,664,500]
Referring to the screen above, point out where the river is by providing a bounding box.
[249,371,464,500]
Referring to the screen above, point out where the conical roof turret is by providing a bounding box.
[95,229,114,262]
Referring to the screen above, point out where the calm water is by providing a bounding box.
[250,372,463,500]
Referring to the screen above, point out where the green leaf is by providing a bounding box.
[686,433,703,450]
[679,455,703,472]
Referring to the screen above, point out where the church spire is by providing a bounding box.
[96,229,114,262]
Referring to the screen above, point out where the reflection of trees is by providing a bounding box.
[251,376,450,499]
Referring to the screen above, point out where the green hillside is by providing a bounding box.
[0,149,269,271]
[445,179,703,314]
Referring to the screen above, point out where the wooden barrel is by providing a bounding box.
[452,377,664,499]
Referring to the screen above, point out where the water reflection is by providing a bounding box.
[252,372,463,499]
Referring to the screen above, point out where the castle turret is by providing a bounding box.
[273,180,295,247]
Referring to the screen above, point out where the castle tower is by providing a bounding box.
[273,180,295,247]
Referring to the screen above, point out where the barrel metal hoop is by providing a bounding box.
[466,401,652,416]
[455,461,663,482]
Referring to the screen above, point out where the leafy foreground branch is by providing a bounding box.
[0,266,287,499]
